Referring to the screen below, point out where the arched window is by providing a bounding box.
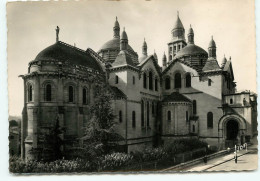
[186,111,189,122]
[167,111,171,121]
[69,86,74,102]
[207,112,213,128]
[175,73,181,88]
[83,88,88,104]
[143,72,147,89]
[185,73,191,87]
[141,100,144,127]
[133,76,135,85]
[193,100,197,114]
[28,84,33,102]
[115,75,119,84]
[147,102,150,127]
[45,84,52,101]
[149,71,153,90]
[230,99,233,104]
[165,77,171,90]
[132,111,136,128]
[208,79,212,86]
[169,55,172,61]
[119,111,122,123]
[155,78,158,91]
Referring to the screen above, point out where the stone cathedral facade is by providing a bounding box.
[20,14,257,160]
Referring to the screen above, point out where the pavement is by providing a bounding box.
[181,140,258,172]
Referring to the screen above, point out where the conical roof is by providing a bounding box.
[153,50,158,61]
[188,25,194,34]
[173,13,184,30]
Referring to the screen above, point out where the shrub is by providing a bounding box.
[132,147,168,162]
[99,152,134,171]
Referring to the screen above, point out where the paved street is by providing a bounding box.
[182,144,258,172]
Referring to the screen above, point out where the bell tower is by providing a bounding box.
[168,12,187,62]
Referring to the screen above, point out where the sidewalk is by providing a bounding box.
[183,144,258,172]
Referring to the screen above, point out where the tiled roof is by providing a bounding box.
[109,86,126,99]
[35,41,103,71]
[112,50,135,67]
[162,92,191,103]
[202,57,221,72]
[174,44,208,59]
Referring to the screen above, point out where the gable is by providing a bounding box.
[139,55,161,77]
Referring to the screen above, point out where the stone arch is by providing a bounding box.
[218,114,247,140]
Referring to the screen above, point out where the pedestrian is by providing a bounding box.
[203,155,208,164]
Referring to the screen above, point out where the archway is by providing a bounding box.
[226,120,239,140]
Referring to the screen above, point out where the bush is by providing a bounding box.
[98,152,134,171]
[132,147,168,162]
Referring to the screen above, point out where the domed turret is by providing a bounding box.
[221,55,227,69]
[139,38,148,62]
[153,50,158,62]
[120,27,128,50]
[171,12,185,41]
[187,24,194,44]
[162,52,167,69]
[113,17,120,38]
[208,36,216,58]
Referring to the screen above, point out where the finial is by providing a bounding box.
[144,37,145,42]
[177,11,179,17]
[116,16,117,21]
[56,26,60,42]
[190,24,192,28]
[211,35,213,40]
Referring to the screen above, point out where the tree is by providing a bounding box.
[81,78,124,156]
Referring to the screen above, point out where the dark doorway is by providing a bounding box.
[226,120,239,140]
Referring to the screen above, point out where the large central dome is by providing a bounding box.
[98,18,138,65]
[174,44,208,59]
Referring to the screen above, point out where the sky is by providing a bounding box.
[7,0,256,116]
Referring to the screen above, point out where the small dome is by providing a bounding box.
[188,25,194,34]
[35,41,103,71]
[153,51,158,60]
[143,39,147,47]
[114,17,120,28]
[221,55,227,68]
[174,44,208,59]
[121,28,128,40]
[209,36,216,48]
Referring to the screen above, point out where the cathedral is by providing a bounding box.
[20,14,257,160]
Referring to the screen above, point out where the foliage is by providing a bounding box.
[81,77,123,155]
[98,152,134,171]
[132,147,168,162]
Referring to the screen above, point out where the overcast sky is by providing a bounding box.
[7,0,256,116]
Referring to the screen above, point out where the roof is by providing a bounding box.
[221,56,227,68]
[209,37,216,48]
[99,38,136,53]
[202,57,221,72]
[139,55,148,63]
[162,92,191,103]
[109,86,126,99]
[174,44,208,59]
[112,50,135,67]
[188,26,194,34]
[173,15,184,30]
[121,29,128,40]
[35,41,103,71]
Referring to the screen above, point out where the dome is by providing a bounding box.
[174,44,208,58]
[121,29,128,40]
[188,26,194,34]
[99,38,135,53]
[35,41,103,71]
[209,36,216,48]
